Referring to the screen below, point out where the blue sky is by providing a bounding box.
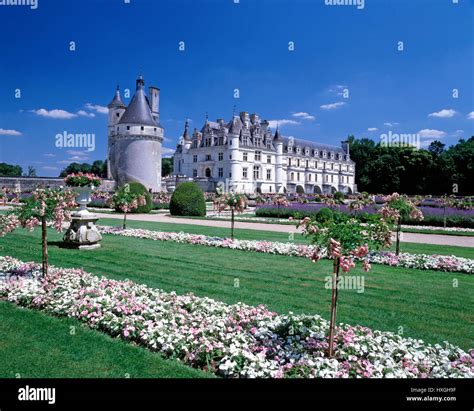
[0,0,472,177]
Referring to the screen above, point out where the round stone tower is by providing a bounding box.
[108,75,164,192]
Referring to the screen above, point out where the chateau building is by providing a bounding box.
[107,75,164,192]
[173,112,356,194]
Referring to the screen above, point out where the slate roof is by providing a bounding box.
[108,87,126,109]
[118,80,157,127]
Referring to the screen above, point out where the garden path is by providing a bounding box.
[93,212,474,248]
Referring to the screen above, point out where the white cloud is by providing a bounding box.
[41,166,59,171]
[0,128,22,136]
[85,103,108,115]
[384,122,399,127]
[320,102,346,110]
[32,108,78,119]
[467,111,474,120]
[292,112,315,121]
[428,109,457,118]
[418,129,447,139]
[66,150,88,156]
[44,153,55,157]
[77,110,95,118]
[367,127,378,132]
[162,147,175,157]
[268,119,300,129]
[328,85,348,96]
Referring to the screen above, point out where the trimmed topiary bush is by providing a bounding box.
[115,182,153,214]
[170,182,206,217]
[316,207,334,223]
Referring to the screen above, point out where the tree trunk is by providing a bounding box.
[231,209,234,240]
[123,212,127,230]
[395,217,401,256]
[41,215,48,277]
[328,256,340,357]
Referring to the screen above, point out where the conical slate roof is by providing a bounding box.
[118,77,157,126]
[183,120,191,141]
[273,126,284,142]
[108,86,126,109]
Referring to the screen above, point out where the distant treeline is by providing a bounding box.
[349,136,474,196]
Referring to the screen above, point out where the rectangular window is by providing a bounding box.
[193,169,197,178]
[266,169,271,180]
[205,154,211,161]
[253,166,260,180]
[308,174,311,181]
[297,159,300,167]
[218,168,223,178]
[288,158,292,167]
[242,168,248,179]
[193,155,197,163]
[255,151,261,161]
[297,172,300,181]
[331,175,334,182]
[267,155,271,164]
[218,152,223,161]
[306,160,309,168]
[243,152,248,162]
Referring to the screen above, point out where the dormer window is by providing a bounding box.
[296,147,301,154]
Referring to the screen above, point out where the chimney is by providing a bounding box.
[149,86,160,123]
[341,140,350,156]
[239,111,250,128]
[250,113,260,124]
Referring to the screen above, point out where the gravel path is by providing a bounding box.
[94,212,474,248]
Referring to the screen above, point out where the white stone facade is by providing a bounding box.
[173,112,356,195]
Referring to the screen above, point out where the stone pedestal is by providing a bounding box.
[63,212,102,249]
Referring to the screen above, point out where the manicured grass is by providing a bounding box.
[0,301,211,378]
[1,228,473,351]
[98,218,474,259]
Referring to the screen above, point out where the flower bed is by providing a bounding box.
[98,227,474,274]
[1,256,472,378]
[255,204,474,228]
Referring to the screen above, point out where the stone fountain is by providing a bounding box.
[63,186,102,249]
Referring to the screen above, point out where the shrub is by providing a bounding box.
[334,191,345,203]
[170,182,206,217]
[115,182,152,214]
[316,207,334,223]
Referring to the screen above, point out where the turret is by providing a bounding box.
[274,126,284,193]
[229,116,242,191]
[183,120,192,150]
[107,85,126,178]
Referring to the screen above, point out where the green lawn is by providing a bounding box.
[0,302,211,378]
[1,227,473,353]
[98,217,474,259]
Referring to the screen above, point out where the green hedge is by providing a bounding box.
[170,182,206,217]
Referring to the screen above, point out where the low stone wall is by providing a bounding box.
[0,177,116,192]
